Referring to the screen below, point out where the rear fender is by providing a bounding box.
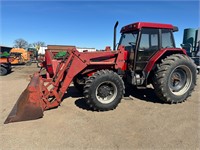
[144,48,186,74]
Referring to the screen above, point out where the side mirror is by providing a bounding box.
[173,26,178,32]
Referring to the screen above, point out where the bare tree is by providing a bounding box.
[28,43,33,48]
[14,38,28,48]
[32,41,46,51]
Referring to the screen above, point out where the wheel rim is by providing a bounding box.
[168,65,192,96]
[95,81,117,104]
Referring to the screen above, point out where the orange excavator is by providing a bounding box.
[9,48,30,65]
[9,48,38,65]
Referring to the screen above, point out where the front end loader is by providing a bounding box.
[5,44,127,124]
[5,21,197,124]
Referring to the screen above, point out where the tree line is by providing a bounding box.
[14,38,46,50]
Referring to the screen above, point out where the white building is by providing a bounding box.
[38,46,47,55]
[38,46,96,55]
[76,47,96,52]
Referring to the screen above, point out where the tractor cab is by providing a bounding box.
[119,22,177,72]
[118,22,181,85]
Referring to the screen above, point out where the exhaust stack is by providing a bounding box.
[113,21,119,50]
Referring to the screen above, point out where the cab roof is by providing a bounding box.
[120,22,177,33]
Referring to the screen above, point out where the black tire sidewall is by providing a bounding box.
[88,73,124,110]
[161,58,196,102]
[0,67,8,76]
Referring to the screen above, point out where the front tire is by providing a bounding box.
[153,54,197,103]
[83,70,125,111]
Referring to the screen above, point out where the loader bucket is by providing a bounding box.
[4,73,44,124]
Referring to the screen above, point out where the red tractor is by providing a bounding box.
[5,22,197,124]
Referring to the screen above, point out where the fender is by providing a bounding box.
[144,48,187,73]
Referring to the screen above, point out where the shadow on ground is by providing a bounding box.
[63,86,83,98]
[124,85,164,104]
[63,85,164,111]
[62,86,92,111]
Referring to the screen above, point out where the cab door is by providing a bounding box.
[118,31,138,70]
[135,28,160,71]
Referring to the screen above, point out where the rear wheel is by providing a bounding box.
[83,70,125,111]
[153,54,196,103]
[0,66,8,76]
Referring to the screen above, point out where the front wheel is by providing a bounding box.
[153,54,197,103]
[83,70,125,111]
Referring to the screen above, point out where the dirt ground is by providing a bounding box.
[0,64,199,150]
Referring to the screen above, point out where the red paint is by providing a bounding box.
[20,47,127,112]
[144,48,187,73]
[122,50,128,70]
[121,22,174,33]
[87,72,95,76]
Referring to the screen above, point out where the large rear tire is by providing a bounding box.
[83,70,125,111]
[153,54,197,103]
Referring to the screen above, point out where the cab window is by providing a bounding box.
[161,29,175,48]
[119,31,138,52]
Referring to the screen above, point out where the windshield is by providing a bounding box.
[118,31,138,50]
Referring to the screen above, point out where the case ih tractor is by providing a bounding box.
[5,22,197,124]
